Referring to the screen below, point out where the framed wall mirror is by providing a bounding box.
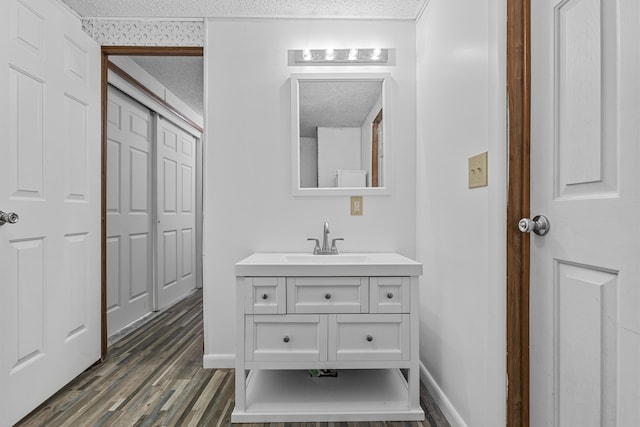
[291,73,392,196]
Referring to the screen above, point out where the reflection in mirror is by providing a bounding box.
[292,75,389,195]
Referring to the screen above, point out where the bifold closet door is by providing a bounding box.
[156,116,196,309]
[106,86,153,335]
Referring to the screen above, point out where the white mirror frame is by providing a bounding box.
[291,73,392,196]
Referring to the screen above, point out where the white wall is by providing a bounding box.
[203,18,416,366]
[317,127,361,187]
[415,0,506,426]
[299,136,318,188]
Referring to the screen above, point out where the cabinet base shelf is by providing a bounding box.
[231,368,425,423]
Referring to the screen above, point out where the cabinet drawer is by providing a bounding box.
[245,315,327,362]
[244,278,286,314]
[286,277,368,313]
[369,277,410,313]
[328,314,409,361]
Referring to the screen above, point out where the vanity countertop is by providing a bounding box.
[235,252,423,277]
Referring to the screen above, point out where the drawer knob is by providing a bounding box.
[366,335,374,342]
[261,293,268,300]
[283,336,290,343]
[325,293,332,300]
[386,292,394,299]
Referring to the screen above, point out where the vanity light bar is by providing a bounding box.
[289,48,389,65]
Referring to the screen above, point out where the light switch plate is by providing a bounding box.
[350,196,363,216]
[468,152,488,188]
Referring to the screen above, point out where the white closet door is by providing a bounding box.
[106,86,153,336]
[156,116,196,309]
[0,0,101,425]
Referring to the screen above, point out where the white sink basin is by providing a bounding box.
[235,252,423,277]
[285,254,371,263]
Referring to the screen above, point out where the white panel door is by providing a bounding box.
[0,0,101,425]
[156,116,196,309]
[106,86,153,336]
[530,1,640,426]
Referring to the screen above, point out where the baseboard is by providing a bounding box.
[419,362,468,427]
[203,353,235,369]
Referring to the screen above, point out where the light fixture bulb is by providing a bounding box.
[290,47,388,65]
[325,49,335,60]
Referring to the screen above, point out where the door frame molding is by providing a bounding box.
[506,0,530,425]
[371,109,382,187]
[100,46,204,357]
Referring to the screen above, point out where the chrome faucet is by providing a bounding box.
[322,221,330,253]
[307,221,343,255]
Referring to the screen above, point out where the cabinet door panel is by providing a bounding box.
[369,277,410,313]
[245,277,286,314]
[246,314,327,362]
[328,314,409,361]
[287,277,368,313]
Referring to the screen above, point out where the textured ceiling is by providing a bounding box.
[62,0,426,19]
[88,1,421,123]
[129,56,204,117]
[299,80,382,138]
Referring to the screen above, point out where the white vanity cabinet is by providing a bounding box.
[232,253,424,423]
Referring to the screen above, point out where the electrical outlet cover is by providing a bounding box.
[468,152,488,188]
[350,196,363,216]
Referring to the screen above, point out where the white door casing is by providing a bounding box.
[530,1,640,426]
[106,86,154,336]
[0,0,101,425]
[156,116,196,309]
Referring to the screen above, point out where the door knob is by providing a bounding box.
[518,215,550,236]
[0,210,19,226]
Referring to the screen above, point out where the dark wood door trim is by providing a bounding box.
[506,1,531,426]
[102,46,203,57]
[100,46,204,359]
[371,109,382,187]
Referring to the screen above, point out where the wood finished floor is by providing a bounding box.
[16,290,450,427]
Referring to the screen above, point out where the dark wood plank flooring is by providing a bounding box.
[16,290,450,427]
